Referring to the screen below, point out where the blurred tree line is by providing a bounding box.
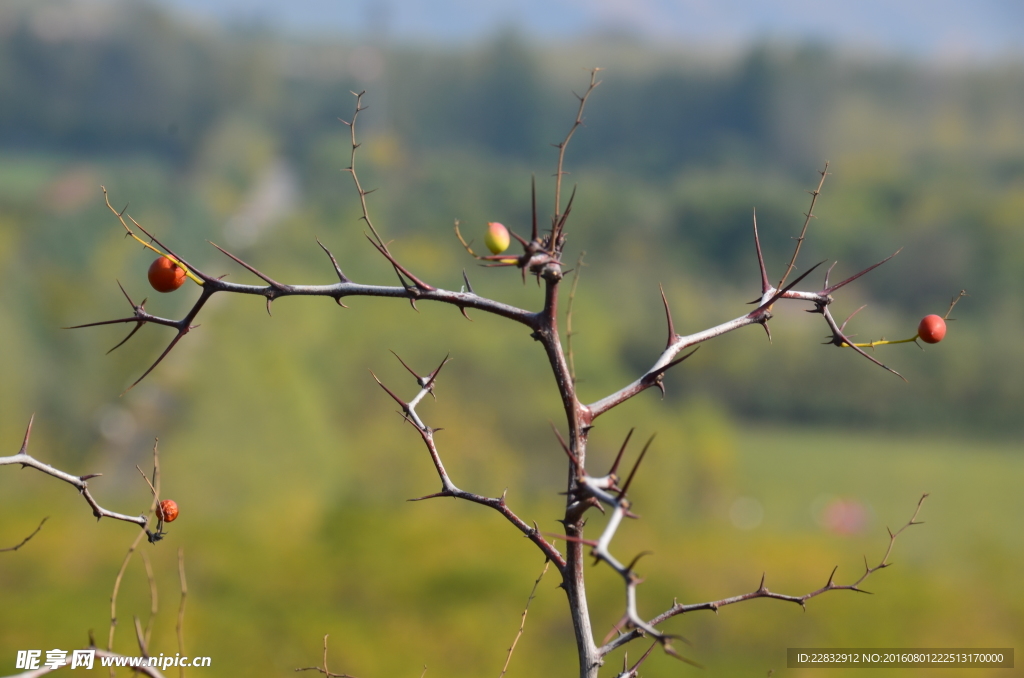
[1,0,1022,446]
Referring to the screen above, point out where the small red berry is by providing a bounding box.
[917,315,946,344]
[158,499,179,523]
[148,257,186,293]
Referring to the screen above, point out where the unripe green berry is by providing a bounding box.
[484,222,510,255]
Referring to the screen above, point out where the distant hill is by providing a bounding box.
[147,0,1024,59]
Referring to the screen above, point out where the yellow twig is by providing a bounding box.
[102,187,203,286]
[845,335,919,348]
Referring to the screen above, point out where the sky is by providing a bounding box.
[151,0,1024,60]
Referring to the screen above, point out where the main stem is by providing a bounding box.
[539,277,600,677]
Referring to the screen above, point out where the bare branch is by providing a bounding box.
[553,69,601,234]
[943,289,968,319]
[0,516,48,553]
[1,417,150,532]
[599,495,928,657]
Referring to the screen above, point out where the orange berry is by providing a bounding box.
[917,315,946,344]
[158,499,179,523]
[148,257,186,293]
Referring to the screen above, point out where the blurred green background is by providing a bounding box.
[1,1,1021,676]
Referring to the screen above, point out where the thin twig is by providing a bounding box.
[177,547,188,678]
[295,635,359,678]
[565,251,586,384]
[778,162,829,289]
[108,530,147,662]
[140,550,158,652]
[499,560,550,678]
[554,69,601,231]
[109,441,163,661]
[0,517,48,553]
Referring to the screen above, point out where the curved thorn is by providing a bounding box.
[123,331,189,394]
[659,284,676,349]
[840,304,868,332]
[508,228,530,248]
[824,261,838,289]
[426,353,451,383]
[608,428,634,477]
[625,550,654,572]
[115,280,136,307]
[646,347,700,383]
[550,423,581,471]
[822,249,902,295]
[368,369,407,409]
[390,350,423,380]
[19,415,35,455]
[316,237,350,283]
[619,434,655,498]
[753,207,770,294]
[208,241,285,288]
[107,323,145,354]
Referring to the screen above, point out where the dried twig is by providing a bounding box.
[499,560,550,678]
[108,441,163,663]
[565,251,586,384]
[177,547,188,678]
[0,517,48,553]
[778,162,829,288]
[554,69,602,229]
[295,635,359,678]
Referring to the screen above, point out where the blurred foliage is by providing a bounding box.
[1,1,1022,676]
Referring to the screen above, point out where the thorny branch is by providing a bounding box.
[371,355,567,570]
[70,75,940,677]
[0,416,155,536]
[597,494,929,658]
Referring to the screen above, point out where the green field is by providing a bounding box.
[2,423,1020,677]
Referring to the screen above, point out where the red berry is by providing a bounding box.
[917,315,946,344]
[158,499,179,523]
[148,257,186,293]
